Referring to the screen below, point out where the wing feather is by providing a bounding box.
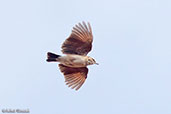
[61,21,93,55]
[58,64,88,90]
[69,76,82,88]
[71,78,83,89]
[75,79,85,90]
[66,75,80,85]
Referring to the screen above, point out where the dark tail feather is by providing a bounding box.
[46,52,61,62]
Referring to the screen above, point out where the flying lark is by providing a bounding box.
[46,22,98,90]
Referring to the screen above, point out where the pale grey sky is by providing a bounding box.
[0,0,171,114]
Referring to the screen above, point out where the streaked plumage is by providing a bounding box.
[46,22,98,90]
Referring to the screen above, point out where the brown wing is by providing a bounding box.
[61,21,93,55]
[58,64,88,90]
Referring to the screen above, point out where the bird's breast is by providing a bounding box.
[59,54,87,68]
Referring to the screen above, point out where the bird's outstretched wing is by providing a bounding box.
[58,64,88,90]
[61,21,93,56]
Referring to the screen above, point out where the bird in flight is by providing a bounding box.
[46,22,98,90]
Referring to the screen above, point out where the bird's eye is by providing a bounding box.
[92,59,95,62]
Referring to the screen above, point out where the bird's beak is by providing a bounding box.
[95,63,99,65]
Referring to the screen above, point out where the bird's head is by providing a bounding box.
[86,56,99,65]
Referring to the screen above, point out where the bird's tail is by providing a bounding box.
[46,52,61,62]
